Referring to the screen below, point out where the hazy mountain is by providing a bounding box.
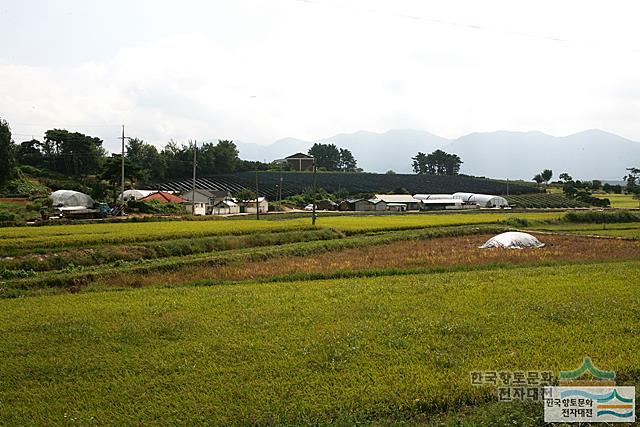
[236,129,640,180]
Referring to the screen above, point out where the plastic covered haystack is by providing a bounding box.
[479,231,545,249]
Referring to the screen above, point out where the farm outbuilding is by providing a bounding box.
[211,200,240,215]
[240,197,269,214]
[50,190,95,208]
[354,199,386,211]
[316,199,339,210]
[374,194,421,211]
[453,192,509,208]
[420,198,463,210]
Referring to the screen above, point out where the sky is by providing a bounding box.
[1,0,639,153]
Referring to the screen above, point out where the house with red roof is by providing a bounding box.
[140,191,186,203]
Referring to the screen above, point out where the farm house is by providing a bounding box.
[180,189,229,211]
[453,192,509,208]
[140,192,187,204]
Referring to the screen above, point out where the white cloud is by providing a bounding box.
[1,0,640,153]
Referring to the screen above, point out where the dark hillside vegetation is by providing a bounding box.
[160,171,539,199]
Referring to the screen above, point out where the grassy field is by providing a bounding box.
[530,221,640,239]
[2,210,640,425]
[1,261,639,425]
[594,193,640,208]
[0,212,561,256]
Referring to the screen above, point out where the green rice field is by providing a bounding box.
[1,210,639,425]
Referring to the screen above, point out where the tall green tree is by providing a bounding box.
[0,118,16,188]
[43,129,106,176]
[127,138,166,184]
[533,173,543,188]
[625,167,640,194]
[338,148,357,171]
[308,143,341,170]
[412,149,462,175]
[16,139,44,168]
[100,155,142,203]
[541,169,553,187]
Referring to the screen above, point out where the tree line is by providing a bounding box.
[0,118,279,191]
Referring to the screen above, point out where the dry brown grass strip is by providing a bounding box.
[100,234,640,289]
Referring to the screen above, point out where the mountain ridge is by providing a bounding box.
[236,129,639,180]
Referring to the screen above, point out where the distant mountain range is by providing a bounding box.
[236,129,639,181]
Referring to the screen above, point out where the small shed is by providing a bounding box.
[240,197,269,214]
[420,198,463,210]
[211,200,240,215]
[183,202,207,216]
[354,199,386,211]
[374,194,421,211]
[316,199,338,211]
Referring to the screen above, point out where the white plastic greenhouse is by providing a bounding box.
[120,189,155,201]
[50,190,95,208]
[479,232,545,249]
[453,192,509,208]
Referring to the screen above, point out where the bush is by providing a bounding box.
[0,211,17,221]
[500,217,530,227]
[127,200,184,214]
[563,210,640,224]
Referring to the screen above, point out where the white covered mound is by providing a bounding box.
[479,231,545,249]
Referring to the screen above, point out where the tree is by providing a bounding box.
[308,143,341,170]
[127,138,166,184]
[100,155,142,203]
[591,180,602,191]
[338,148,357,171]
[43,129,106,176]
[235,188,256,203]
[412,152,428,174]
[624,167,640,194]
[412,149,462,175]
[533,174,543,187]
[16,139,44,168]
[559,173,573,183]
[541,169,553,187]
[0,118,16,188]
[385,170,396,174]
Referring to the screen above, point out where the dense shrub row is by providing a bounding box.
[563,210,640,224]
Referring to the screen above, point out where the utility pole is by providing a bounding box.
[192,140,197,215]
[255,170,260,220]
[506,178,509,196]
[120,125,125,205]
[278,162,283,208]
[311,160,317,225]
